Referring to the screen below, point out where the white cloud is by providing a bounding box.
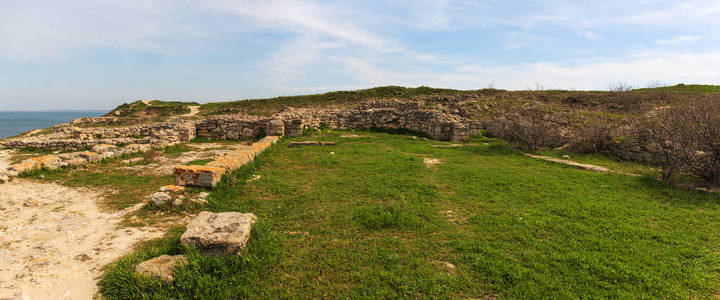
[656,35,701,45]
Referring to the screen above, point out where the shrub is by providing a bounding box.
[484,105,569,150]
[570,120,618,154]
[638,96,720,183]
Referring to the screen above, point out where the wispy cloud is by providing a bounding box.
[656,35,701,45]
[1,0,720,110]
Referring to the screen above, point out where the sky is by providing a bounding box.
[1,0,720,111]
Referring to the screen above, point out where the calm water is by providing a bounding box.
[0,111,107,138]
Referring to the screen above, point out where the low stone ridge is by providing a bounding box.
[180,212,257,256]
[134,255,188,283]
[288,141,336,147]
[0,119,195,151]
[174,136,280,188]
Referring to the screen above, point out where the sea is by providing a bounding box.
[0,110,107,138]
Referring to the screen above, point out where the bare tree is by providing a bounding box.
[607,81,633,93]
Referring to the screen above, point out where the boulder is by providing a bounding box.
[134,255,187,283]
[151,192,172,206]
[180,211,257,256]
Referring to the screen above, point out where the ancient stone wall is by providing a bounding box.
[1,100,477,152]
[0,119,196,150]
[194,100,472,142]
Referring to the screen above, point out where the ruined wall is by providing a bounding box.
[194,100,472,142]
[0,119,196,150]
[1,100,477,151]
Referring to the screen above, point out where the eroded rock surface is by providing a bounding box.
[180,212,257,256]
[0,181,164,299]
[134,255,187,283]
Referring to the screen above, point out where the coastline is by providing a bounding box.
[0,110,107,139]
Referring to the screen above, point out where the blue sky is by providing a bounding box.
[1,0,719,110]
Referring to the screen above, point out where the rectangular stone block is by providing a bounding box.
[174,166,227,188]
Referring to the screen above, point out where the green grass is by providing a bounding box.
[635,84,720,95]
[199,86,479,115]
[19,152,173,210]
[163,144,193,157]
[186,159,213,166]
[100,130,720,298]
[537,149,658,176]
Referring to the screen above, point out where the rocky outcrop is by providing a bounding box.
[134,255,187,283]
[180,212,257,256]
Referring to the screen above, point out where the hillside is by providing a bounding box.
[106,84,720,118]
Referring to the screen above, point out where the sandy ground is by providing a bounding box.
[0,180,164,299]
[0,149,11,170]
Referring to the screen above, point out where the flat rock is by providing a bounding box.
[180,211,257,256]
[134,255,187,283]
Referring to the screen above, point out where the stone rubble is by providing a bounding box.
[151,192,172,206]
[0,144,152,183]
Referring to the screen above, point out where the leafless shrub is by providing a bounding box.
[570,120,618,154]
[638,97,720,183]
[485,104,569,150]
[607,81,633,93]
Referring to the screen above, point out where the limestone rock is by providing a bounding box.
[134,255,187,283]
[160,185,186,193]
[151,192,172,206]
[180,211,257,256]
[92,144,116,153]
[174,166,226,188]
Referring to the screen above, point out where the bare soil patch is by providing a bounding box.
[0,180,164,299]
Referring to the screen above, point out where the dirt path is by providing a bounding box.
[0,149,11,171]
[181,105,200,117]
[140,100,151,106]
[0,180,164,299]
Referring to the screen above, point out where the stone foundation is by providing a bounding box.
[173,136,280,188]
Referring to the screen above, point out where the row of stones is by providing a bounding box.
[137,137,282,281]
[173,136,281,188]
[0,143,151,182]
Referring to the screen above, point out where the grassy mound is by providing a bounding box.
[99,130,720,298]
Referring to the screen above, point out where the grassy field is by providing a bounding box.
[98,130,720,299]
